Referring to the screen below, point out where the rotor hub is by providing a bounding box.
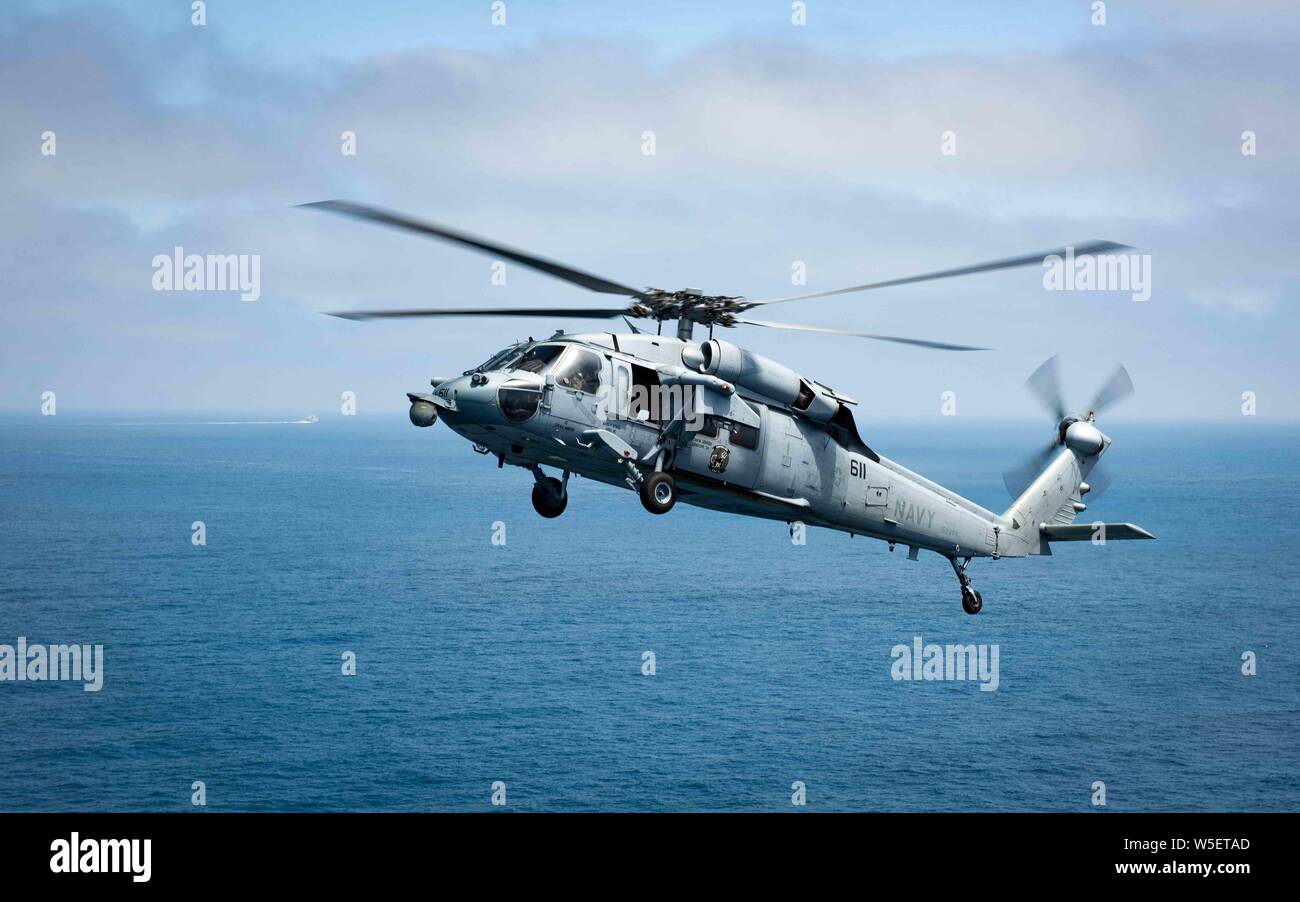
[638,288,748,326]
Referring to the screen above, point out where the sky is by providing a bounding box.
[1,0,1297,420]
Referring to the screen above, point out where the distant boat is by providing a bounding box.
[303,414,319,424]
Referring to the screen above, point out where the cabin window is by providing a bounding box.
[552,348,603,394]
[697,415,757,447]
[728,421,759,450]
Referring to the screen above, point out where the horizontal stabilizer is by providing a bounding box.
[1040,523,1155,542]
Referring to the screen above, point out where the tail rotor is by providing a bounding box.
[1002,357,1134,500]
[1086,364,1134,418]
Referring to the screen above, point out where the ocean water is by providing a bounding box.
[1,415,1297,812]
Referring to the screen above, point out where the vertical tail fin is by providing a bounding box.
[999,358,1134,555]
[1002,445,1096,555]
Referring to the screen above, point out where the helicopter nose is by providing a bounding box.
[440,373,499,421]
[444,370,544,426]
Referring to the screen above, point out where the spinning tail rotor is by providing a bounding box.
[1002,356,1135,500]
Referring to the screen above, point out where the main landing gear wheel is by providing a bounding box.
[531,477,568,518]
[639,472,677,515]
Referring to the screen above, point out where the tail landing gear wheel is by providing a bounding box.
[639,471,676,515]
[949,555,982,614]
[531,477,567,519]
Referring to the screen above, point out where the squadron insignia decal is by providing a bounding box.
[708,445,731,473]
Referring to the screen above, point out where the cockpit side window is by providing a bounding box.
[552,348,603,394]
[510,344,566,375]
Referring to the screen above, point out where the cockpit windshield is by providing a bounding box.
[470,343,526,374]
[508,343,566,375]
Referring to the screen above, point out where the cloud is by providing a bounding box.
[1,2,1297,417]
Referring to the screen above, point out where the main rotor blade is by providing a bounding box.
[735,318,987,351]
[747,240,1133,307]
[1087,364,1134,416]
[302,200,647,298]
[327,306,631,321]
[1025,355,1068,423]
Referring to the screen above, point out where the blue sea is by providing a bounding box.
[1,416,1297,812]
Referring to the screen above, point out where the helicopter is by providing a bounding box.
[304,200,1154,614]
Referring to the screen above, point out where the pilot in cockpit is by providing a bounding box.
[574,357,601,393]
[560,354,602,393]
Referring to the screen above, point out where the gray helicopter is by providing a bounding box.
[306,200,1154,615]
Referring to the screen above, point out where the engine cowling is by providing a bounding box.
[685,339,839,423]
